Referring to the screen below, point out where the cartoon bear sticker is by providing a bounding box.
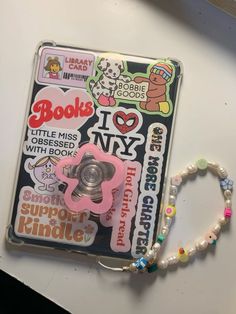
[134,62,173,113]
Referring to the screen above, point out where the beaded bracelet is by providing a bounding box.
[98,159,233,273]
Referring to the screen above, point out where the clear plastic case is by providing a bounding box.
[7,41,182,260]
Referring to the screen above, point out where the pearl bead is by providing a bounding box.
[170,185,178,196]
[169,195,176,205]
[145,249,156,260]
[218,216,228,226]
[180,170,188,178]
[129,263,138,272]
[225,199,232,208]
[212,223,221,235]
[217,167,228,179]
[158,259,168,269]
[187,247,197,257]
[195,239,208,251]
[208,162,219,169]
[224,190,232,199]
[187,164,198,174]
[161,225,169,236]
[165,216,172,227]
[167,255,179,265]
[152,242,161,253]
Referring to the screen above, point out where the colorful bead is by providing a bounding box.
[165,205,176,218]
[134,257,148,270]
[157,234,165,243]
[178,248,189,263]
[205,231,217,244]
[122,159,232,274]
[147,263,158,273]
[196,158,208,170]
[224,207,232,218]
[220,178,233,191]
[171,175,182,186]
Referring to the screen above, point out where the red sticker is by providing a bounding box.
[113,111,139,134]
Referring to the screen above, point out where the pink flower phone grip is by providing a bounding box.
[55,143,125,215]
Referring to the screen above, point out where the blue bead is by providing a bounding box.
[220,178,234,190]
[135,257,148,270]
[148,263,158,273]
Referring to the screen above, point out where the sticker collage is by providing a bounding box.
[9,43,182,259]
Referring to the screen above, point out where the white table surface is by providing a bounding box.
[1,1,236,313]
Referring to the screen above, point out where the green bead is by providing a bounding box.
[196,158,208,170]
[157,234,165,243]
[148,263,158,273]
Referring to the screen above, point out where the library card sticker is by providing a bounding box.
[37,47,95,89]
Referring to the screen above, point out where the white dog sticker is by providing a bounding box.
[89,57,131,106]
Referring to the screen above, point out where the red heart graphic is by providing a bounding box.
[113,111,139,134]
